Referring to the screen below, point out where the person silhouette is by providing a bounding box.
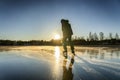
[62,56,74,80]
[61,19,75,57]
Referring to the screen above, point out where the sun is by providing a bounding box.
[54,34,60,40]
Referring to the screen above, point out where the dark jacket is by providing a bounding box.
[62,22,73,37]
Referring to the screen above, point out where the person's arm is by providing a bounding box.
[62,24,64,32]
[69,24,73,35]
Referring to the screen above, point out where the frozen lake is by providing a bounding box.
[0,46,120,80]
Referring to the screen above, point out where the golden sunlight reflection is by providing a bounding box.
[52,46,62,79]
[55,46,60,63]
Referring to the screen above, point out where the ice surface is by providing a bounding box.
[0,46,119,80]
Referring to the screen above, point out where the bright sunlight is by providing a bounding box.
[54,34,60,40]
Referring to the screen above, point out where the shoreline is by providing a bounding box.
[0,45,120,47]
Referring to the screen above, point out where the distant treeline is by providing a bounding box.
[73,32,120,46]
[0,40,62,46]
[0,32,120,46]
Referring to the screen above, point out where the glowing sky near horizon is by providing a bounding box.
[0,0,120,40]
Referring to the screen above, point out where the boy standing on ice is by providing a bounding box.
[61,19,75,57]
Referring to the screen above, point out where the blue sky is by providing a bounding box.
[0,0,120,40]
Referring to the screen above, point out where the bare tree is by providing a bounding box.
[93,33,98,41]
[99,32,104,40]
[115,33,119,40]
[89,32,93,41]
[109,33,113,39]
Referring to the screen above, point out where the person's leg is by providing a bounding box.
[68,36,75,54]
[63,36,67,52]
[63,37,68,58]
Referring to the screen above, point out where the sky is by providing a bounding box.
[0,0,120,40]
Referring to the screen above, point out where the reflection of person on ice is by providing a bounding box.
[62,56,74,80]
[61,19,75,57]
